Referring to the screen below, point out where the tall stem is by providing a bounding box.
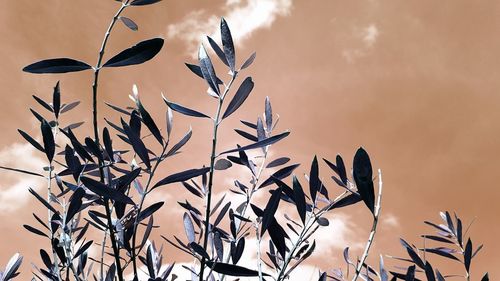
[92,2,130,281]
[130,144,168,278]
[352,169,383,281]
[198,75,237,281]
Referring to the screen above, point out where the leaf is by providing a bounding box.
[103,38,164,67]
[0,165,44,177]
[240,52,256,70]
[292,175,307,224]
[32,95,53,112]
[424,262,435,281]
[214,202,231,227]
[189,242,210,260]
[65,188,85,224]
[206,262,269,277]
[74,240,93,259]
[60,128,94,163]
[41,120,55,162]
[198,44,220,95]
[214,159,232,170]
[60,101,80,114]
[18,129,44,152]
[207,36,229,67]
[423,248,460,261]
[53,81,61,119]
[121,118,151,170]
[328,193,362,210]
[222,77,254,119]
[265,96,272,130]
[23,58,92,74]
[153,167,210,189]
[464,238,472,272]
[221,131,290,154]
[81,177,134,204]
[2,253,23,281]
[220,17,235,71]
[481,273,489,281]
[162,95,210,118]
[23,224,48,238]
[309,156,320,203]
[28,187,58,214]
[138,202,164,222]
[261,186,282,236]
[120,16,138,31]
[183,212,195,243]
[136,98,163,145]
[103,127,114,160]
[130,0,162,5]
[184,63,223,84]
[259,164,300,188]
[405,265,416,281]
[166,127,192,157]
[353,147,375,214]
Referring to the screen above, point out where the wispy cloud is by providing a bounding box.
[342,23,380,63]
[167,0,293,56]
[0,142,45,212]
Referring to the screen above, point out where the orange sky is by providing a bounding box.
[0,0,498,280]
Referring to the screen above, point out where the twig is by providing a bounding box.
[91,2,131,280]
[198,74,237,281]
[351,169,383,281]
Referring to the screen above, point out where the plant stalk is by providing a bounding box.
[198,75,237,281]
[352,169,383,281]
[91,2,130,281]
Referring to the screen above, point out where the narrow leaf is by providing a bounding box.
[222,77,254,119]
[23,58,92,74]
[103,38,164,67]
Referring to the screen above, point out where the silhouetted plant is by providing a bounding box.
[0,1,489,281]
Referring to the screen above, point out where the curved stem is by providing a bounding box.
[130,144,168,278]
[198,75,237,281]
[92,2,130,281]
[352,169,383,281]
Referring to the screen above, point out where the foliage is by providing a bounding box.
[0,1,489,281]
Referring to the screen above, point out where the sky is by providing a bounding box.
[0,0,498,280]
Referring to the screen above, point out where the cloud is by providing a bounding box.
[382,212,399,228]
[167,0,293,56]
[0,142,45,212]
[342,23,379,63]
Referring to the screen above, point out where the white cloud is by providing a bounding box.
[167,0,293,56]
[382,213,399,228]
[342,23,379,63]
[0,142,46,212]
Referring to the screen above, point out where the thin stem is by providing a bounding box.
[92,2,130,281]
[256,223,264,281]
[198,75,237,281]
[352,169,383,281]
[130,144,168,278]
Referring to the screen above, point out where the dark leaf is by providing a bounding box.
[206,262,269,277]
[353,147,375,214]
[221,131,289,154]
[103,127,114,160]
[138,202,164,222]
[74,240,93,259]
[215,159,232,170]
[481,273,489,281]
[267,157,290,168]
[28,187,58,214]
[18,129,44,152]
[423,248,460,261]
[222,77,254,119]
[189,242,210,260]
[65,188,85,224]
[23,58,92,74]
[60,100,80,114]
[198,44,220,95]
[464,238,472,272]
[207,36,229,67]
[309,156,320,203]
[23,224,48,238]
[166,127,192,157]
[130,0,162,5]
[293,175,306,224]
[405,265,416,281]
[0,165,44,178]
[103,38,164,67]
[260,163,299,188]
[220,17,235,71]
[328,193,362,210]
[121,118,151,169]
[184,63,223,84]
[162,96,210,119]
[120,16,138,31]
[2,253,23,281]
[53,81,61,119]
[32,95,53,112]
[234,129,258,142]
[81,177,134,204]
[41,120,55,162]
[153,167,210,189]
[424,262,435,281]
[136,98,163,145]
[261,186,282,236]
